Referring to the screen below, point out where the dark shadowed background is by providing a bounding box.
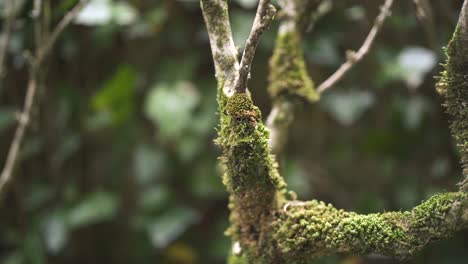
[0,0,467,263]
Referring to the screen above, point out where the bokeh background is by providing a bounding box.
[0,0,467,263]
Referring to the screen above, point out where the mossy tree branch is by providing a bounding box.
[266,0,322,154]
[201,0,468,263]
[437,0,468,189]
[267,0,394,154]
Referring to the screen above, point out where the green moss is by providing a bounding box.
[268,29,319,103]
[272,192,467,262]
[216,92,286,193]
[437,26,468,186]
[215,87,288,261]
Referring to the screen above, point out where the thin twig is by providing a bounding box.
[317,0,394,94]
[37,0,88,63]
[235,0,276,93]
[0,0,88,195]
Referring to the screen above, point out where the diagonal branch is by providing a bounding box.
[0,0,88,195]
[317,0,394,94]
[235,0,276,93]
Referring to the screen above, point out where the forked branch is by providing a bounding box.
[201,0,468,263]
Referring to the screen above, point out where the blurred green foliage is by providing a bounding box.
[0,0,467,263]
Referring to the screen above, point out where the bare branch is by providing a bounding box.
[0,0,88,195]
[317,0,394,94]
[200,0,239,96]
[235,0,276,93]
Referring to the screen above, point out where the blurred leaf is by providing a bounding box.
[165,242,197,264]
[75,0,138,26]
[112,2,138,25]
[67,191,118,228]
[283,160,311,198]
[133,145,166,185]
[306,37,341,66]
[0,107,16,132]
[321,90,375,126]
[234,0,257,9]
[147,206,199,249]
[231,10,254,47]
[397,177,420,209]
[23,228,46,264]
[41,213,68,255]
[24,184,53,211]
[20,137,44,161]
[53,133,81,166]
[139,185,171,212]
[145,81,200,138]
[2,252,23,264]
[157,57,199,83]
[190,161,225,199]
[84,110,113,131]
[0,0,25,18]
[75,0,112,25]
[401,96,431,130]
[92,64,136,125]
[430,157,450,179]
[397,47,437,89]
[356,193,387,214]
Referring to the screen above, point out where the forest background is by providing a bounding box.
[0,0,466,263]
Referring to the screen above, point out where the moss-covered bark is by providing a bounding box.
[273,193,468,263]
[215,82,468,263]
[268,27,319,102]
[215,89,288,262]
[437,3,468,187]
[203,1,468,263]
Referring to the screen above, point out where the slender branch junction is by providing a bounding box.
[200,0,468,263]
